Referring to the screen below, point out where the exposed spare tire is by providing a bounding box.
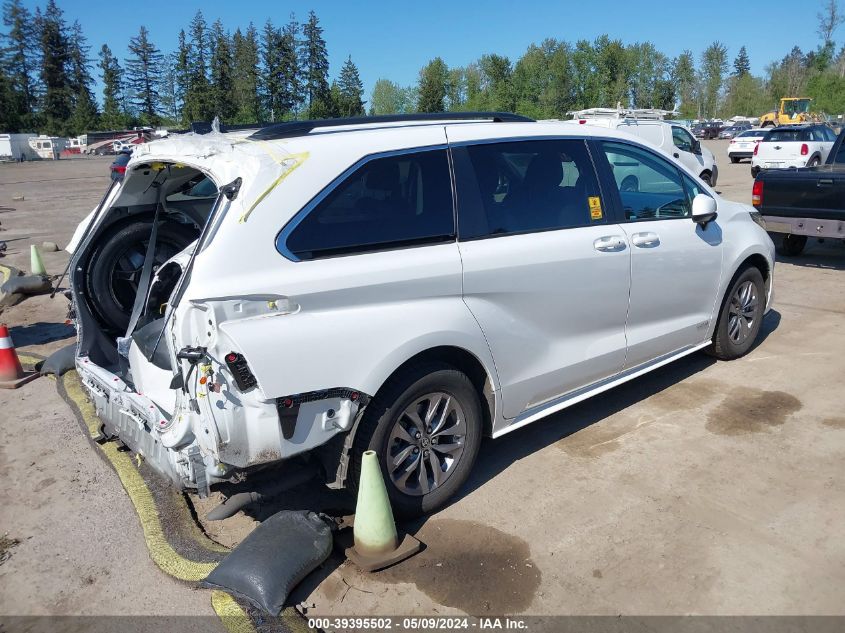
[84,218,198,333]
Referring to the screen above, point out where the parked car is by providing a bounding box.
[750,123,838,177]
[698,122,724,139]
[727,129,768,163]
[718,123,752,139]
[109,148,133,181]
[562,117,719,185]
[67,113,774,517]
[752,127,845,255]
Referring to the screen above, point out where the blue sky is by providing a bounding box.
[23,0,834,102]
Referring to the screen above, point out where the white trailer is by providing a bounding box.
[27,135,67,160]
[0,133,38,162]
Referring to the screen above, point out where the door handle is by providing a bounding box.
[818,178,834,186]
[593,235,626,252]
[673,152,679,158]
[631,232,661,248]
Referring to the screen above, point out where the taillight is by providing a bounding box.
[752,180,763,207]
[800,143,809,156]
[753,143,759,156]
[579,119,586,124]
[113,165,126,173]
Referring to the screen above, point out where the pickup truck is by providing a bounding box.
[752,127,845,255]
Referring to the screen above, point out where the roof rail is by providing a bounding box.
[248,112,534,140]
[569,107,678,121]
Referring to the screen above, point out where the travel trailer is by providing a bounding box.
[0,133,38,162]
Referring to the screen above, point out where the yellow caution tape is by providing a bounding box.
[238,141,310,223]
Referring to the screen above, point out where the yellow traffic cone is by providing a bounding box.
[344,450,421,572]
[30,245,47,276]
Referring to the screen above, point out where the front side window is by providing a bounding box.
[672,126,694,152]
[284,149,454,260]
[600,141,691,221]
[461,138,603,237]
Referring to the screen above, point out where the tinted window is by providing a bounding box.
[671,127,694,152]
[460,139,602,237]
[765,129,804,142]
[738,130,763,138]
[285,149,454,260]
[823,127,838,142]
[600,141,691,221]
[834,137,845,164]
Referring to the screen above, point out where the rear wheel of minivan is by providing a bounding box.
[349,362,483,518]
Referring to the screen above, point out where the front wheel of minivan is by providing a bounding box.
[708,266,766,360]
[349,362,483,519]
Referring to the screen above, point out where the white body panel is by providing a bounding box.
[0,133,37,161]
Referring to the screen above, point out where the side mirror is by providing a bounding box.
[691,194,717,227]
[692,139,702,154]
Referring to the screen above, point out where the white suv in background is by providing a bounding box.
[751,124,838,177]
[69,113,774,518]
[727,128,768,163]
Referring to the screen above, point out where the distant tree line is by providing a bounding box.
[2,0,845,136]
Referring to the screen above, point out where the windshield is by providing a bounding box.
[783,99,811,115]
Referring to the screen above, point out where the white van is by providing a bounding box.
[560,112,719,186]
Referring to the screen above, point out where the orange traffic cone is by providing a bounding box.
[0,324,39,389]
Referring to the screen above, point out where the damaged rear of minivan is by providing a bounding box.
[69,132,357,498]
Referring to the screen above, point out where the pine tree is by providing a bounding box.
[232,24,261,123]
[125,25,163,124]
[733,46,751,76]
[38,0,73,135]
[301,10,329,115]
[279,15,302,117]
[98,44,125,129]
[337,55,364,116]
[0,66,23,131]
[209,19,235,121]
[159,53,179,123]
[174,29,190,123]
[417,57,448,112]
[67,20,97,133]
[261,19,282,120]
[184,10,213,121]
[2,0,38,124]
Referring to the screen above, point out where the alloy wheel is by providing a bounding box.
[728,280,759,344]
[385,392,467,496]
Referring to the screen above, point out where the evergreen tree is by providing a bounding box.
[67,20,97,133]
[232,24,261,122]
[700,41,728,118]
[279,15,302,117]
[0,65,23,131]
[2,0,38,124]
[125,25,163,124]
[261,19,282,120]
[159,53,179,123]
[672,50,697,118]
[209,19,235,121]
[174,29,190,123]
[417,57,448,112]
[301,10,329,114]
[733,46,751,76]
[184,10,213,121]
[98,44,125,129]
[337,55,364,116]
[38,0,72,135]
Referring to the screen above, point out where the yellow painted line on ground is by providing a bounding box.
[17,353,41,366]
[63,372,217,582]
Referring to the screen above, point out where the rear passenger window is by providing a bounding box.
[284,149,454,260]
[600,141,691,220]
[458,139,603,238]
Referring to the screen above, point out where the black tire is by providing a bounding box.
[776,233,807,257]
[730,156,740,164]
[349,362,483,518]
[84,219,198,332]
[708,266,765,360]
[700,171,712,185]
[751,166,760,178]
[807,156,821,167]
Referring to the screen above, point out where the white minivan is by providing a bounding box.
[69,113,770,517]
[563,114,719,186]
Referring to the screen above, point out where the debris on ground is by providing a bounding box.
[11,195,24,201]
[0,533,21,565]
[41,241,60,252]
